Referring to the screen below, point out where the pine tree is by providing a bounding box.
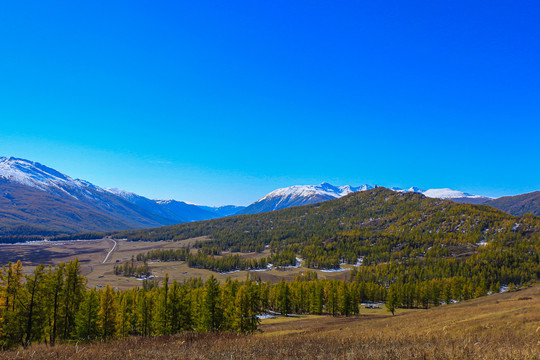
[99,285,117,340]
[278,280,291,316]
[0,261,24,348]
[23,265,47,346]
[75,289,100,341]
[234,285,250,333]
[386,285,398,316]
[326,281,338,316]
[247,281,261,332]
[47,264,65,346]
[202,276,223,331]
[62,259,86,340]
[155,274,170,335]
[116,291,134,338]
[339,281,352,316]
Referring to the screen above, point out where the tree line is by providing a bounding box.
[1,258,535,349]
[135,248,296,273]
[0,260,261,349]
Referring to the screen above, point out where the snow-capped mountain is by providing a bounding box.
[0,157,241,234]
[390,186,424,194]
[0,157,186,233]
[239,182,494,215]
[0,156,105,199]
[422,188,488,200]
[390,186,492,204]
[238,182,372,215]
[0,156,507,237]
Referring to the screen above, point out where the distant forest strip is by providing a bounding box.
[1,259,536,349]
[134,248,296,273]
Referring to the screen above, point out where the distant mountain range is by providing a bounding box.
[238,183,372,214]
[0,156,537,238]
[239,183,494,215]
[0,157,243,235]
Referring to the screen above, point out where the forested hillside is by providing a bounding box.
[104,188,540,298]
[112,188,539,267]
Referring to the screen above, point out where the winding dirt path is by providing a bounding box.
[102,239,117,264]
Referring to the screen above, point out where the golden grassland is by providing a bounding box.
[0,239,351,289]
[3,283,540,359]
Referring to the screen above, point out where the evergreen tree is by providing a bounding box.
[75,289,100,341]
[202,276,223,331]
[47,263,65,346]
[386,285,398,316]
[22,265,47,346]
[62,259,86,340]
[116,291,134,338]
[278,280,291,316]
[99,285,117,340]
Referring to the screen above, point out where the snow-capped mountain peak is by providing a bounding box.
[239,182,373,215]
[260,182,372,202]
[0,157,105,198]
[390,186,424,193]
[105,187,138,199]
[421,188,486,199]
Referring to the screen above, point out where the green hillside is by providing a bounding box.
[111,188,539,274]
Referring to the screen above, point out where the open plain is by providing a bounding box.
[0,238,351,289]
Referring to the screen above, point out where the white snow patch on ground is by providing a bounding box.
[136,275,156,281]
[257,314,276,319]
[320,268,350,273]
[361,303,384,306]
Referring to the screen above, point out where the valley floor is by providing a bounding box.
[1,239,352,289]
[3,283,540,359]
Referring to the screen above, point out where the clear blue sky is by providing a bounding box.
[1,1,539,205]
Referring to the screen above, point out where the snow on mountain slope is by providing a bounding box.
[0,157,182,232]
[389,185,491,203]
[259,182,372,202]
[239,182,494,215]
[390,186,424,193]
[422,188,486,199]
[0,156,104,199]
[238,182,372,215]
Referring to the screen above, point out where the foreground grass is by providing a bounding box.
[3,285,540,359]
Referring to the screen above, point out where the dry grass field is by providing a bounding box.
[0,239,351,289]
[3,283,540,359]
